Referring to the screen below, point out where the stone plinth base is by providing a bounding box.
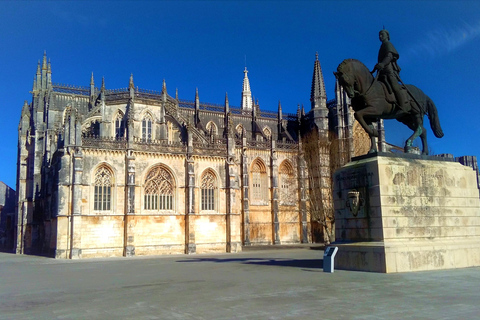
[333,153,480,273]
[334,238,480,273]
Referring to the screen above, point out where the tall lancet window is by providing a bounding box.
[201,170,217,211]
[251,159,268,204]
[144,166,174,211]
[94,166,113,211]
[142,114,153,142]
[115,112,125,139]
[279,160,296,205]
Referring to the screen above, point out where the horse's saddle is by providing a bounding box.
[379,81,397,104]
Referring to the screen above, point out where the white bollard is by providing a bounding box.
[323,246,338,273]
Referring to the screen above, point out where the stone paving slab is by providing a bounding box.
[0,248,479,319]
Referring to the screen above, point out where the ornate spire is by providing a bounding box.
[129,73,134,89]
[241,67,253,110]
[42,51,47,70]
[90,72,94,86]
[162,79,167,94]
[36,60,41,75]
[175,88,179,100]
[310,52,327,110]
[225,92,229,108]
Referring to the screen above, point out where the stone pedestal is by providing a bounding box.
[333,153,480,273]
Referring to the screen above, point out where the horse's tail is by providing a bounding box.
[427,98,444,138]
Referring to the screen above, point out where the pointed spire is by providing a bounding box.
[90,72,94,86]
[22,100,30,117]
[241,67,253,110]
[224,92,230,124]
[225,92,229,108]
[36,60,41,75]
[162,79,167,94]
[175,88,179,100]
[42,51,47,70]
[129,73,134,89]
[32,76,37,91]
[47,59,51,73]
[101,77,105,91]
[310,52,327,110]
[278,101,283,120]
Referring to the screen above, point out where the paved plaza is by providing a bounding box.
[1,246,479,319]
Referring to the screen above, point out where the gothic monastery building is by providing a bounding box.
[15,53,373,258]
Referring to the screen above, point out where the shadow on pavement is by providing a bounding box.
[177,257,323,269]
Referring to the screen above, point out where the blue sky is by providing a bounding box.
[1,0,480,189]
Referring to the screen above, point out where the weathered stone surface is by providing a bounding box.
[333,154,480,273]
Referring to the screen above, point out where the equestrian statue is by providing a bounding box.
[334,29,444,155]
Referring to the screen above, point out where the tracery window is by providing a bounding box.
[144,166,174,210]
[279,160,296,205]
[201,170,217,211]
[142,114,153,142]
[115,112,126,139]
[94,166,113,211]
[251,159,268,203]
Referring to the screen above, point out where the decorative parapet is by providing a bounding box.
[247,140,270,150]
[131,137,186,154]
[276,140,298,151]
[192,138,228,156]
[53,83,90,95]
[82,136,127,150]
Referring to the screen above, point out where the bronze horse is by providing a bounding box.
[334,59,443,155]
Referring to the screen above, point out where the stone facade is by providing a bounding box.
[15,53,370,258]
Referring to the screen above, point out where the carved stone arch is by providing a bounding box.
[141,111,155,141]
[250,157,269,204]
[113,109,126,138]
[199,168,219,211]
[279,159,296,205]
[92,163,115,212]
[206,121,218,136]
[142,164,177,211]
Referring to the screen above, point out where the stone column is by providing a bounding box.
[270,140,280,244]
[124,151,136,257]
[70,150,83,259]
[185,126,196,254]
[298,150,308,243]
[241,137,250,245]
[226,137,241,252]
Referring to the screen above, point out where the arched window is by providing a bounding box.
[94,166,113,211]
[201,170,217,211]
[251,159,268,203]
[142,114,153,142]
[263,127,272,141]
[279,160,296,205]
[144,166,174,210]
[115,112,125,139]
[206,121,218,136]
